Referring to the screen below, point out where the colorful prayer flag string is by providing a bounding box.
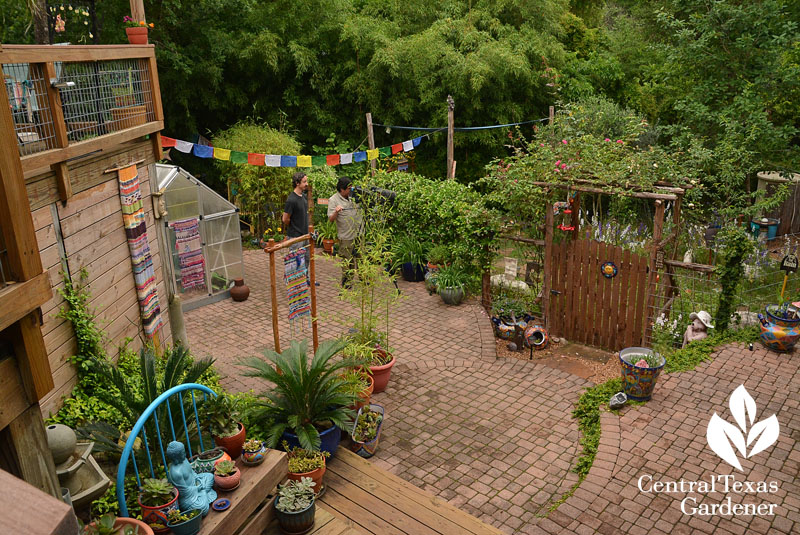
[159,135,425,168]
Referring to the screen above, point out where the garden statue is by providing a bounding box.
[682,311,713,348]
[166,440,217,516]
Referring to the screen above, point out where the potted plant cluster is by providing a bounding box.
[198,393,246,459]
[275,477,316,535]
[82,513,154,535]
[343,339,395,394]
[165,509,202,535]
[239,339,360,456]
[137,478,178,535]
[283,440,329,495]
[392,235,428,282]
[349,404,385,459]
[618,347,666,401]
[339,367,374,411]
[213,459,241,491]
[242,438,266,466]
[426,244,452,272]
[435,264,470,306]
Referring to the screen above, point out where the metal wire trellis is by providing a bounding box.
[3,63,59,156]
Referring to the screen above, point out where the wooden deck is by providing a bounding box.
[314,448,504,535]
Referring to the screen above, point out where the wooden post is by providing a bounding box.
[130,0,146,22]
[481,244,491,312]
[670,195,682,260]
[543,201,554,331]
[366,113,376,176]
[570,192,581,239]
[268,239,280,353]
[645,200,665,344]
[308,225,319,353]
[549,106,555,125]
[42,62,72,201]
[446,95,455,179]
[4,405,60,496]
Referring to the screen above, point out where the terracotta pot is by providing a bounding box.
[125,26,148,44]
[369,352,395,394]
[322,239,335,254]
[214,423,246,459]
[138,488,179,535]
[190,447,230,474]
[287,459,326,495]
[110,105,147,130]
[230,278,250,302]
[214,467,241,491]
[87,517,155,535]
[353,374,374,412]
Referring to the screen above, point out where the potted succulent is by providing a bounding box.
[618,347,666,401]
[275,477,316,535]
[283,441,329,495]
[339,367,374,411]
[165,509,202,535]
[189,446,231,474]
[349,404,384,459]
[83,513,154,535]
[242,438,266,466]
[435,264,470,306]
[391,235,428,282]
[137,478,178,535]
[213,459,241,491]
[239,339,361,456]
[198,394,246,459]
[318,219,338,254]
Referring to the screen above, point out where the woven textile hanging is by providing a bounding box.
[283,247,311,334]
[170,217,206,290]
[117,164,163,337]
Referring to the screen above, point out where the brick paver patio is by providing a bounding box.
[185,250,799,534]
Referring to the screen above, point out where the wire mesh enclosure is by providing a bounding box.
[3,63,59,156]
[156,164,245,306]
[4,58,155,156]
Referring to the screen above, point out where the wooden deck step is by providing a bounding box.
[318,449,504,535]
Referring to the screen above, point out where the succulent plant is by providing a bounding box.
[352,408,382,443]
[139,478,175,507]
[243,438,262,452]
[283,441,328,474]
[275,477,316,513]
[214,459,237,477]
[166,509,199,525]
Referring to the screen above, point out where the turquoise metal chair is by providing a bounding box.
[116,383,217,517]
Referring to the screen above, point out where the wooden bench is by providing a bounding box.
[317,449,504,535]
[116,383,287,535]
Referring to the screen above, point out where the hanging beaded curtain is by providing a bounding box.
[283,247,311,336]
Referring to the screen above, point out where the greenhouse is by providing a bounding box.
[155,163,245,309]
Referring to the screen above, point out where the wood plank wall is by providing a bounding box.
[29,140,173,418]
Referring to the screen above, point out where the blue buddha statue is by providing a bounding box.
[166,440,217,516]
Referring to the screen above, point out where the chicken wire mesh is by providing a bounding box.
[4,58,154,156]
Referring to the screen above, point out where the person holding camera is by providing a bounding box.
[327,176,363,288]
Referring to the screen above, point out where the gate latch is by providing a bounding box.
[550,289,561,295]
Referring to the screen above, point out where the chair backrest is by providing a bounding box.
[116,383,216,517]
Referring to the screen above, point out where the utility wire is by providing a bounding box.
[372,117,549,132]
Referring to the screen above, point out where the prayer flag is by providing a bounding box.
[340,153,353,165]
[193,145,213,158]
[231,151,248,163]
[175,140,193,153]
[297,155,312,167]
[326,154,340,166]
[402,140,413,152]
[312,156,326,166]
[213,148,231,161]
[366,149,378,160]
[391,143,402,154]
[379,146,392,158]
[413,136,422,147]
[280,155,297,167]
[161,136,177,148]
[248,153,265,166]
[353,152,367,162]
[265,155,281,167]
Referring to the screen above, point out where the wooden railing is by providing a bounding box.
[1,44,164,199]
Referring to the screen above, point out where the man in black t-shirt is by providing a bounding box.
[282,172,314,280]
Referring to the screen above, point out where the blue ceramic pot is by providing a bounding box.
[401,262,426,282]
[282,424,342,457]
[619,347,665,401]
[276,500,315,534]
[166,510,202,535]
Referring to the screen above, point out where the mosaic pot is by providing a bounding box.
[138,488,179,534]
[758,304,800,352]
[190,447,230,474]
[619,347,665,401]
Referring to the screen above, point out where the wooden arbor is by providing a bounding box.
[539,181,686,351]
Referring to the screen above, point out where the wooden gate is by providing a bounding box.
[546,239,650,351]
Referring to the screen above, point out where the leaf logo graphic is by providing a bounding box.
[706,385,779,471]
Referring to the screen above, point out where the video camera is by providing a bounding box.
[350,185,397,205]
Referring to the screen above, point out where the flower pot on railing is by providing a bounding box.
[125,26,148,44]
[618,347,665,401]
